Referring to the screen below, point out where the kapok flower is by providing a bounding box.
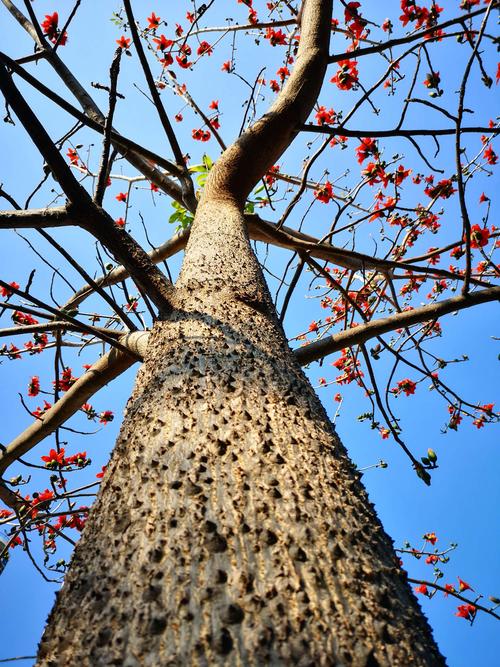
[315,106,337,126]
[355,137,378,164]
[41,448,65,468]
[28,376,40,397]
[99,411,114,424]
[115,192,127,203]
[330,60,359,90]
[116,36,131,49]
[455,604,476,621]
[66,148,79,165]
[314,181,334,204]
[153,34,173,51]
[483,145,498,165]
[197,41,213,56]
[414,584,429,596]
[468,224,490,249]
[0,281,19,297]
[423,532,437,545]
[147,12,161,30]
[458,577,474,593]
[265,28,287,46]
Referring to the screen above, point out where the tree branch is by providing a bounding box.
[0,206,70,229]
[203,0,333,205]
[294,285,500,365]
[0,331,149,477]
[328,4,497,64]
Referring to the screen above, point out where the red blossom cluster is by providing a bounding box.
[313,181,334,204]
[392,378,417,396]
[330,59,359,90]
[400,0,443,31]
[40,12,67,45]
[40,447,91,470]
[28,376,40,397]
[192,128,211,142]
[424,177,456,200]
[315,106,337,126]
[0,281,19,297]
[332,349,364,385]
[54,367,78,392]
[265,28,287,46]
[12,311,38,326]
[355,137,379,164]
[344,2,367,39]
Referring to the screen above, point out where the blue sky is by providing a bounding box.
[0,1,499,664]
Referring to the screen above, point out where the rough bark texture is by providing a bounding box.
[37,201,445,666]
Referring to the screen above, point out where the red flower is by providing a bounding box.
[483,145,498,165]
[99,411,114,424]
[423,532,437,545]
[96,465,107,479]
[414,584,429,596]
[115,217,126,227]
[265,28,287,46]
[314,181,334,204]
[308,321,319,333]
[355,138,378,164]
[458,577,474,593]
[41,448,65,468]
[28,376,40,397]
[380,428,390,439]
[331,60,359,91]
[147,12,161,30]
[12,311,39,326]
[424,178,456,200]
[248,8,258,24]
[468,224,490,249]
[479,192,489,203]
[66,148,79,165]
[41,12,66,44]
[0,281,19,297]
[455,604,476,621]
[115,192,127,203]
[393,378,417,396]
[116,36,131,49]
[54,367,77,392]
[264,165,280,187]
[197,41,213,56]
[32,400,52,418]
[153,34,173,51]
[192,128,211,142]
[209,100,219,110]
[315,106,337,126]
[222,60,232,73]
[176,54,192,69]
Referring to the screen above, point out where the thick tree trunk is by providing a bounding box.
[37,201,445,666]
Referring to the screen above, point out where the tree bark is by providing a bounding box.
[37,200,445,666]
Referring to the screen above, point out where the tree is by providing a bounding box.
[0,0,498,664]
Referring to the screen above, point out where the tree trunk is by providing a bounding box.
[37,201,445,666]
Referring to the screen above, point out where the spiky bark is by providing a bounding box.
[37,199,444,666]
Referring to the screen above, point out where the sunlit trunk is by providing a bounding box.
[37,201,444,666]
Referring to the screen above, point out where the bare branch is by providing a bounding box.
[0,206,70,229]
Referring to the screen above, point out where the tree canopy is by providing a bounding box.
[0,1,499,663]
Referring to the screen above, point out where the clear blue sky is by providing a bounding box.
[0,1,498,664]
